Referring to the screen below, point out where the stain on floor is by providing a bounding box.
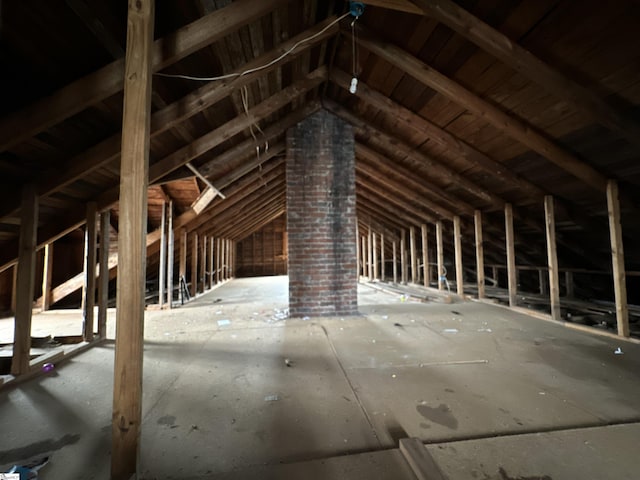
[416,403,458,430]
[0,434,80,465]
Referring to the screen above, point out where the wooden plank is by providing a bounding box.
[373,230,378,280]
[436,221,444,290]
[98,210,110,336]
[544,196,561,321]
[399,437,446,480]
[408,0,640,147]
[179,229,187,302]
[83,202,97,341]
[356,225,360,280]
[209,234,214,289]
[111,0,154,477]
[191,233,198,297]
[0,0,288,152]
[393,240,398,284]
[380,233,386,282]
[363,0,422,14]
[538,269,548,295]
[606,180,629,337]
[474,210,485,299]
[410,226,417,284]
[166,201,174,308]
[505,204,517,307]
[354,29,609,192]
[400,231,407,284]
[11,184,38,376]
[368,229,374,280]
[421,224,429,288]
[565,271,574,298]
[158,202,167,308]
[201,236,207,291]
[41,243,54,312]
[361,236,367,278]
[453,215,464,296]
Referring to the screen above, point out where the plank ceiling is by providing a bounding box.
[1,0,639,285]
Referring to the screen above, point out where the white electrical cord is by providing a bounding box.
[155,12,351,82]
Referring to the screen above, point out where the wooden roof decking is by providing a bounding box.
[1,0,639,279]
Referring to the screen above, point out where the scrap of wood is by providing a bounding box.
[399,437,447,480]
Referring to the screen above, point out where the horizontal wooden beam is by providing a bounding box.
[362,0,422,14]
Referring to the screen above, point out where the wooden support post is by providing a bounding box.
[361,236,367,278]
[209,235,214,289]
[200,235,207,291]
[83,201,97,341]
[380,233,385,282]
[368,229,373,280]
[158,202,166,308]
[436,221,444,290]
[606,180,629,337]
[453,215,464,296]
[421,224,429,288]
[11,265,17,315]
[11,184,38,376]
[98,210,110,337]
[373,232,378,280]
[544,196,561,321]
[400,231,407,284]
[474,211,485,299]
[565,271,574,298]
[538,269,548,295]
[111,1,154,477]
[41,243,54,311]
[392,240,398,284]
[215,237,221,284]
[410,226,418,284]
[221,238,226,280]
[356,225,360,280]
[179,229,187,302]
[191,233,198,297]
[166,202,174,308]
[492,266,498,287]
[505,203,517,307]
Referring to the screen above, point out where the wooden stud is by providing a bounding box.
[201,235,207,291]
[421,224,429,288]
[158,202,167,308]
[11,184,38,376]
[41,243,54,312]
[400,231,407,284]
[565,271,574,298]
[538,269,548,295]
[436,221,444,290]
[111,0,154,476]
[179,228,187,302]
[166,202,174,308]
[410,226,417,284]
[474,211,485,299]
[356,224,360,280]
[98,210,110,336]
[606,180,629,337]
[209,234,214,289]
[11,265,17,315]
[544,196,561,321]
[216,237,221,284]
[83,201,97,341]
[380,233,385,282]
[191,233,198,297]
[399,437,447,480]
[373,231,378,280]
[505,203,517,307]
[368,229,373,280]
[361,236,367,278]
[392,240,398,284]
[453,216,464,296]
[492,266,498,287]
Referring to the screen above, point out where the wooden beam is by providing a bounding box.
[565,271,574,299]
[392,240,398,284]
[0,0,288,152]
[158,201,167,308]
[200,235,207,291]
[436,221,444,290]
[474,210,485,299]
[505,204,517,308]
[368,229,374,280]
[11,184,38,376]
[408,0,640,147]
[544,196,561,321]
[400,230,408,284]
[373,230,378,280]
[82,202,97,341]
[353,30,609,192]
[166,201,174,308]
[606,180,629,337]
[421,224,429,288]
[361,236,367,278]
[410,226,418,284]
[41,243,54,312]
[215,237,221,284]
[380,233,386,282]
[453,216,463,296]
[111,0,154,477]
[186,163,225,199]
[362,0,422,14]
[209,233,214,289]
[179,229,187,302]
[399,437,447,480]
[191,233,198,297]
[98,209,110,337]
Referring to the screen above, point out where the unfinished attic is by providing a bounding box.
[1,0,640,478]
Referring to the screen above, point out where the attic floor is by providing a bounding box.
[1,276,639,479]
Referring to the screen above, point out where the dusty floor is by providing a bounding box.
[0,276,639,479]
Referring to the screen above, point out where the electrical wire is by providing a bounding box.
[155,11,351,82]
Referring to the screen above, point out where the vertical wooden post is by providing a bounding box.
[392,240,398,284]
[544,196,561,321]
[200,235,207,291]
[222,238,227,280]
[356,225,360,280]
[367,229,373,280]
[436,221,444,290]
[492,266,498,287]
[11,184,38,376]
[230,239,235,278]
[361,236,367,278]
[380,233,385,282]
[83,201,97,341]
[453,216,464,296]
[421,224,429,288]
[215,237,221,284]
[606,180,629,337]
[209,235,214,289]
[111,1,154,477]
[41,243,54,311]
[166,202,174,308]
[11,265,18,315]
[179,229,187,302]
[98,210,110,337]
[474,211,485,299]
[410,226,417,284]
[158,202,167,308]
[372,232,378,280]
[505,203,517,307]
[565,271,574,298]
[191,233,198,297]
[400,230,407,284]
[538,269,548,295]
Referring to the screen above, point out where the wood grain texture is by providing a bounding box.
[606,180,629,337]
[453,215,464,296]
[474,210,485,299]
[82,201,97,341]
[505,203,517,307]
[98,210,110,337]
[544,196,561,321]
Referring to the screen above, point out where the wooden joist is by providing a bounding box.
[544,196,561,321]
[606,180,629,337]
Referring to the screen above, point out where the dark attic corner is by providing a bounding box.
[0,0,639,479]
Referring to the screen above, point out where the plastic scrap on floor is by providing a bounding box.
[41,362,55,373]
[217,319,231,327]
[478,328,492,333]
[614,347,624,355]
[268,308,289,323]
[5,456,49,480]
[443,328,459,333]
[264,394,279,402]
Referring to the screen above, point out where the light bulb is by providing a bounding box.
[349,77,358,94]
